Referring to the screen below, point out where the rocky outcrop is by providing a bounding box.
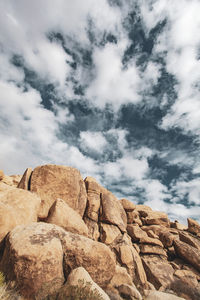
[0,164,200,300]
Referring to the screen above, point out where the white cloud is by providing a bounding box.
[171,178,200,206]
[79,131,108,153]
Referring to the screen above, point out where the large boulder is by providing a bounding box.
[99,223,121,244]
[100,192,127,233]
[187,218,200,235]
[65,267,110,300]
[179,231,200,251]
[174,239,200,272]
[0,188,41,242]
[46,199,88,236]
[142,255,174,289]
[141,211,170,227]
[84,176,101,222]
[0,223,65,299]
[62,230,116,287]
[30,165,87,218]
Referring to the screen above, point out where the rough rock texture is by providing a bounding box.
[66,267,110,300]
[100,223,121,244]
[142,255,174,289]
[0,223,65,299]
[100,192,127,233]
[142,211,170,227]
[17,167,32,190]
[174,239,200,271]
[84,176,101,222]
[30,165,87,218]
[84,217,100,241]
[118,284,142,300]
[0,170,4,180]
[120,198,136,211]
[188,218,200,235]
[110,265,133,288]
[62,231,116,287]
[0,188,41,242]
[46,198,88,236]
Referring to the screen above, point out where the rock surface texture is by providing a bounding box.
[0,164,199,300]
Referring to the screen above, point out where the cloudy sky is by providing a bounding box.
[1,0,200,223]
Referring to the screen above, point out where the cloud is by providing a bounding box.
[79,131,108,153]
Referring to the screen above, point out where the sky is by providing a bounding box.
[0,0,200,223]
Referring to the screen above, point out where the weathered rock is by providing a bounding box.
[0,223,65,299]
[142,255,174,289]
[159,231,175,248]
[100,192,127,233]
[120,198,136,211]
[142,211,170,227]
[146,230,159,239]
[66,267,110,300]
[84,217,100,241]
[46,199,88,236]
[84,176,101,222]
[171,221,187,231]
[0,188,41,242]
[167,276,200,300]
[100,223,121,244]
[127,224,163,246]
[118,284,142,300]
[179,231,200,251]
[110,265,133,288]
[62,230,116,287]
[139,244,167,256]
[17,167,32,190]
[188,218,200,235]
[144,290,185,300]
[174,239,200,271]
[0,170,4,180]
[174,269,199,287]
[30,164,87,218]
[142,225,168,236]
[127,211,142,225]
[135,205,152,216]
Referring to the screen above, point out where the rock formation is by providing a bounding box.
[0,164,200,300]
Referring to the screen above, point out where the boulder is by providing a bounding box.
[100,223,121,244]
[142,211,170,227]
[179,231,200,251]
[100,192,127,233]
[17,167,32,190]
[144,290,185,300]
[84,217,100,241]
[139,244,167,256]
[30,164,87,218]
[159,231,175,248]
[188,218,200,235]
[46,198,88,236]
[120,199,136,211]
[174,239,200,271]
[171,221,187,231]
[84,176,101,222]
[110,265,133,288]
[66,267,110,300]
[62,231,116,287]
[0,223,65,299]
[142,255,174,289]
[0,170,4,180]
[118,284,142,300]
[126,210,142,225]
[0,188,41,242]
[135,205,152,216]
[127,224,163,247]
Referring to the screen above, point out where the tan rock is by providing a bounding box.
[0,170,4,180]
[142,211,170,227]
[127,224,163,246]
[0,188,41,242]
[62,230,116,287]
[0,223,65,299]
[30,164,87,218]
[9,175,22,186]
[127,211,142,225]
[179,231,200,251]
[142,255,174,289]
[110,266,133,288]
[100,192,127,232]
[17,168,32,190]
[84,176,101,222]
[100,223,121,244]
[144,290,185,300]
[135,205,152,216]
[0,181,15,193]
[66,267,110,300]
[84,217,100,241]
[159,231,175,248]
[174,269,199,286]
[118,284,142,300]
[139,244,167,256]
[46,198,88,236]
[142,225,168,236]
[188,218,200,235]
[146,230,159,239]
[171,221,187,231]
[120,198,136,211]
[174,239,200,272]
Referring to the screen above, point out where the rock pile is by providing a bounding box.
[0,164,199,300]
